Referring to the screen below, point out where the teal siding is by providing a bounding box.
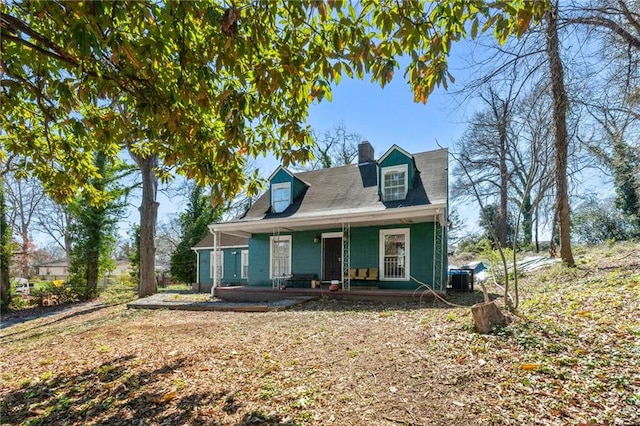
[245,223,448,290]
[197,249,212,285]
[378,148,416,194]
[222,249,243,282]
[197,247,248,285]
[247,231,322,286]
[248,235,270,286]
[291,231,322,275]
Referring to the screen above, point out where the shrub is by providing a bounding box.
[30,282,80,307]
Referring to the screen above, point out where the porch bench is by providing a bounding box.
[346,268,379,281]
[285,273,318,288]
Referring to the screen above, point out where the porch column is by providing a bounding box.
[342,223,351,291]
[433,211,446,291]
[211,231,220,298]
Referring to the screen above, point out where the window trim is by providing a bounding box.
[269,235,292,279]
[381,164,408,202]
[210,250,224,280]
[271,182,291,213]
[379,228,410,281]
[240,249,249,279]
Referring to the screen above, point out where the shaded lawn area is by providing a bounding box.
[1,243,639,425]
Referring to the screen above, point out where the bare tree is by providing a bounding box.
[34,196,73,266]
[4,172,45,278]
[303,123,361,170]
[509,85,556,248]
[452,83,518,247]
[156,215,181,272]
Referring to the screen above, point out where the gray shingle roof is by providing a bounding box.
[192,232,249,249]
[237,148,448,223]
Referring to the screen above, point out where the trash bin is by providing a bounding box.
[449,268,474,292]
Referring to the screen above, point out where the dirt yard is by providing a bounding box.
[1,243,639,425]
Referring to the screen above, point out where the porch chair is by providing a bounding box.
[356,268,368,280]
[346,268,357,279]
[365,268,378,281]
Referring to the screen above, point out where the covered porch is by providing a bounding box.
[209,204,448,297]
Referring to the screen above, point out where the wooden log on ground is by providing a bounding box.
[471,301,507,334]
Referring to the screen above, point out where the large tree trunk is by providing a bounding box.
[85,253,99,299]
[135,153,159,297]
[546,5,575,267]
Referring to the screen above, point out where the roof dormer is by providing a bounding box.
[377,145,417,202]
[268,166,308,213]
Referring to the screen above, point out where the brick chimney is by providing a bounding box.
[358,141,374,164]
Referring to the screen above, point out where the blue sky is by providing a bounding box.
[306,75,466,158]
[145,51,482,236]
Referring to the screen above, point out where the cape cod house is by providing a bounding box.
[196,142,449,295]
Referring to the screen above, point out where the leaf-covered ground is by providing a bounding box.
[1,243,638,425]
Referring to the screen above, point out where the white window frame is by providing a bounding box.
[270,235,292,279]
[210,250,224,280]
[241,249,249,279]
[379,228,410,281]
[271,182,291,213]
[381,164,408,202]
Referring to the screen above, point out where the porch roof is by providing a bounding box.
[191,233,249,250]
[211,203,446,236]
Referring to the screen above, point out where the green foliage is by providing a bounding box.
[610,136,640,226]
[572,196,638,244]
[0,1,550,205]
[477,204,515,247]
[128,225,141,283]
[30,282,80,307]
[457,234,493,254]
[0,174,12,311]
[98,276,138,305]
[68,153,128,300]
[170,184,223,284]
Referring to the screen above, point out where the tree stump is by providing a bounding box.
[471,301,507,334]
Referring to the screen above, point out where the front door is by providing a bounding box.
[323,237,342,281]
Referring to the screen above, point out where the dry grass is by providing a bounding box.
[1,242,638,425]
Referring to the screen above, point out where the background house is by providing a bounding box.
[202,142,449,294]
[36,260,69,281]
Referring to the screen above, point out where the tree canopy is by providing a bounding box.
[1,0,549,204]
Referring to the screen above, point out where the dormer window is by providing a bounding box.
[382,164,408,201]
[271,182,291,213]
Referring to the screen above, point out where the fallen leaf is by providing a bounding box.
[521,363,540,371]
[162,391,178,402]
[146,391,178,404]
